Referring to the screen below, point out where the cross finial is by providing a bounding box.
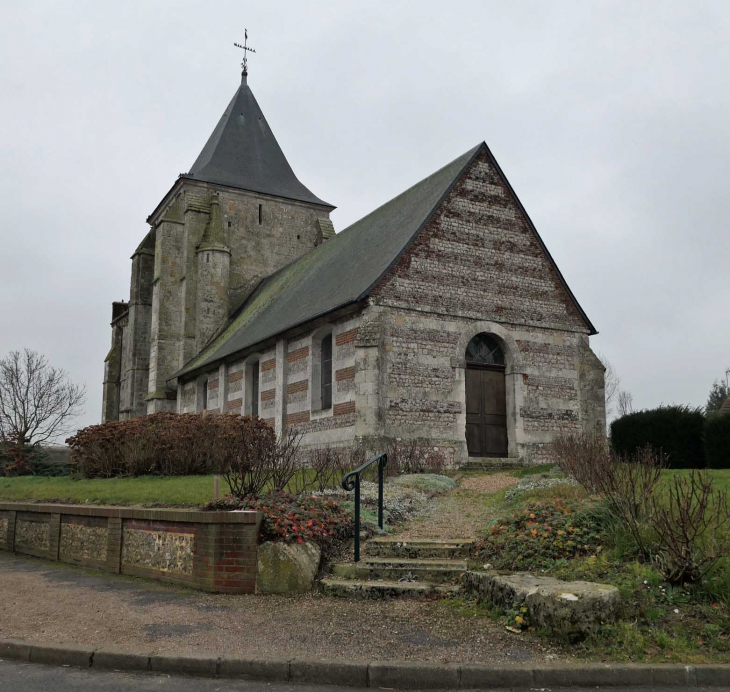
[234,29,256,78]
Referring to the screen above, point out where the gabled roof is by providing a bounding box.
[184,75,332,208]
[173,142,597,381]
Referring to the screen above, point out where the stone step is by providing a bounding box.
[321,577,460,600]
[365,537,474,559]
[331,557,467,584]
[461,457,524,471]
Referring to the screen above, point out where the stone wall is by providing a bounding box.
[363,149,605,464]
[169,149,604,466]
[0,503,261,594]
[179,312,361,452]
[105,175,332,422]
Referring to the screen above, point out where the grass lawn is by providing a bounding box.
[0,469,346,507]
[0,475,221,507]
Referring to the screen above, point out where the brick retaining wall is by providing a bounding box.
[0,503,261,594]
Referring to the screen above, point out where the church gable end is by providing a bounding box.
[370,147,594,335]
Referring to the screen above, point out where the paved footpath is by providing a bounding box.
[1,659,728,692]
[0,553,557,664]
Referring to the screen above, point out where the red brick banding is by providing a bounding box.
[287,411,311,426]
[335,328,359,346]
[335,366,356,382]
[333,401,355,416]
[227,398,243,410]
[286,380,308,395]
[228,371,243,383]
[261,417,275,428]
[261,388,275,402]
[207,379,219,390]
[260,358,276,372]
[287,346,310,363]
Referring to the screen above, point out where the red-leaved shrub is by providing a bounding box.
[205,491,353,550]
[67,413,277,479]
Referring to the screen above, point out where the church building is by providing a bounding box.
[102,64,606,466]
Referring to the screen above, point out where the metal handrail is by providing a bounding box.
[341,452,387,562]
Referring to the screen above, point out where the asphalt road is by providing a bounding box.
[0,660,728,692]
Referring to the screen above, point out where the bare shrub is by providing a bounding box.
[649,470,730,584]
[550,433,730,584]
[266,429,303,492]
[550,432,612,494]
[210,422,302,499]
[386,438,446,476]
[305,446,350,492]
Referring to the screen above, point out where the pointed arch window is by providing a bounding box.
[465,334,505,367]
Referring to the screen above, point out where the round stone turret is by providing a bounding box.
[195,193,231,351]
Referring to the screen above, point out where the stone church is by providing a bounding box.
[102,66,606,466]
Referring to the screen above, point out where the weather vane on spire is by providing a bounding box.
[234,29,256,76]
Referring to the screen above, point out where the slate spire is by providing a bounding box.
[186,76,331,208]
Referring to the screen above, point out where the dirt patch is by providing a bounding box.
[459,473,519,494]
[0,552,563,665]
[392,473,517,540]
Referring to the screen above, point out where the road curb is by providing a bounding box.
[0,638,728,688]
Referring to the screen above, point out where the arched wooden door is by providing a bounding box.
[465,334,508,458]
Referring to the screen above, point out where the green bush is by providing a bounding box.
[705,414,730,469]
[610,405,705,469]
[478,499,606,570]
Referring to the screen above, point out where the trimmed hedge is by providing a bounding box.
[610,405,705,469]
[67,412,274,478]
[705,414,730,469]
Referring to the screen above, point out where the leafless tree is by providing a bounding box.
[617,389,634,417]
[0,349,86,448]
[597,353,620,418]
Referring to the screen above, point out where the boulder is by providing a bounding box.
[256,541,321,594]
[466,571,620,640]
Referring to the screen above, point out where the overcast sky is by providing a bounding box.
[1,0,729,434]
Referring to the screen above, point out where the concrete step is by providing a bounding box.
[330,557,467,584]
[321,577,460,600]
[365,537,475,560]
[460,457,524,471]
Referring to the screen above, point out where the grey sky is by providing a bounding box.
[1,0,729,433]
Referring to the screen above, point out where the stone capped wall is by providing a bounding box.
[122,521,194,577]
[60,515,108,565]
[0,512,8,548]
[0,504,261,594]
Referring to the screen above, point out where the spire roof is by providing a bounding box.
[185,76,332,208]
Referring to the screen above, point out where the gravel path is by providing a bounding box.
[392,473,517,540]
[0,552,563,665]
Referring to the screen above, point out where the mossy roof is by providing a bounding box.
[186,76,332,208]
[173,140,597,381]
[173,144,482,380]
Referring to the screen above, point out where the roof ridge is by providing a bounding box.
[335,143,484,241]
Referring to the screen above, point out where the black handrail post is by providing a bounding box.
[341,451,388,564]
[378,457,384,530]
[354,474,361,563]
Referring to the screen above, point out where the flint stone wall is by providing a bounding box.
[0,503,260,594]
